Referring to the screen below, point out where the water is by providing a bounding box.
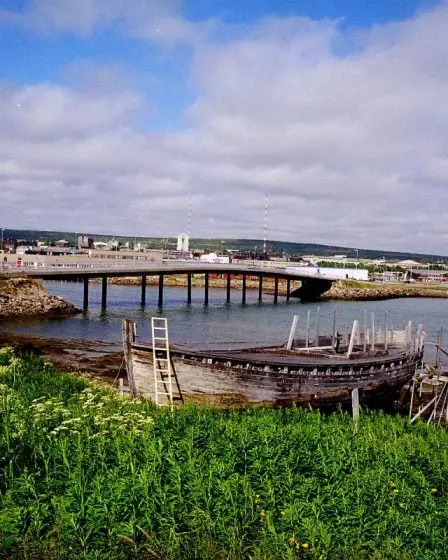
[3,281,448,363]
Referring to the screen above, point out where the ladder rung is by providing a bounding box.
[153,336,167,340]
[154,358,169,362]
[156,392,173,396]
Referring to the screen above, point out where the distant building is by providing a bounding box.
[106,239,119,251]
[55,239,69,248]
[77,235,94,250]
[200,252,230,264]
[93,241,108,250]
[177,233,189,252]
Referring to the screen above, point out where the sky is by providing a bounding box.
[1,0,448,253]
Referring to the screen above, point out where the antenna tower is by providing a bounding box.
[187,197,192,237]
[263,194,268,253]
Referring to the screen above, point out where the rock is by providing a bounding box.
[0,277,81,320]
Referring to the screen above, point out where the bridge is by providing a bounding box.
[0,262,336,308]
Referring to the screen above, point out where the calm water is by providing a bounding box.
[3,281,448,362]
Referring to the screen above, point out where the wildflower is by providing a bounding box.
[288,537,296,546]
[302,543,310,549]
[431,488,438,493]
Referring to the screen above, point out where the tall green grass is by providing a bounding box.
[0,348,447,559]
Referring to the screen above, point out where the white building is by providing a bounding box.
[177,233,189,252]
[200,252,230,264]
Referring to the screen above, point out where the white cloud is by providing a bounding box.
[1,3,448,253]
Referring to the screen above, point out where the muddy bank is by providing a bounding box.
[0,330,122,383]
[322,280,448,301]
[0,277,80,320]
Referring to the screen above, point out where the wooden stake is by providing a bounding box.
[352,388,360,420]
[287,315,299,351]
[315,306,320,346]
[306,310,310,349]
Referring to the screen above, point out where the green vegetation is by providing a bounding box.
[1,350,448,559]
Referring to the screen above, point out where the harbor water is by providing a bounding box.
[3,281,448,364]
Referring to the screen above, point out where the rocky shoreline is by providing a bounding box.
[0,277,80,320]
[322,280,448,301]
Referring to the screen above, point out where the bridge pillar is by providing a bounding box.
[204,273,209,305]
[187,273,192,304]
[101,277,107,308]
[242,274,246,304]
[274,277,279,304]
[258,276,263,302]
[226,273,231,302]
[158,274,164,307]
[141,274,147,306]
[83,277,89,309]
[286,279,291,302]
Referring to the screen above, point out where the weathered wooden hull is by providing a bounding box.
[126,343,423,408]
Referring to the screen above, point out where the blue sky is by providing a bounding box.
[1,0,448,252]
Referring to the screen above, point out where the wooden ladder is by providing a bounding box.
[151,317,179,409]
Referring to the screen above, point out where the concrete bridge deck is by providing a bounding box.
[0,262,336,307]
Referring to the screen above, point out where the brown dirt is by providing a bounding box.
[0,330,123,384]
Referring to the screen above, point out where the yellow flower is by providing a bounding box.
[302,543,310,549]
[431,488,438,493]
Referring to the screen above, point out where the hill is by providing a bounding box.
[2,228,446,263]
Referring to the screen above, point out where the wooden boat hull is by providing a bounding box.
[126,343,423,408]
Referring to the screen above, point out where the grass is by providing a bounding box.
[0,348,447,559]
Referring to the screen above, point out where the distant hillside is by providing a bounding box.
[2,229,446,263]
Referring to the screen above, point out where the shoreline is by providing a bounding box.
[108,276,448,301]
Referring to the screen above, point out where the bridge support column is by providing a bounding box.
[83,277,89,309]
[226,273,231,302]
[274,277,279,304]
[242,275,246,304]
[187,273,192,304]
[204,273,209,306]
[141,274,147,306]
[101,277,107,308]
[158,274,164,307]
[258,276,263,302]
[286,279,291,302]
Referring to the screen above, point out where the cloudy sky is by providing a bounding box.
[1,0,447,253]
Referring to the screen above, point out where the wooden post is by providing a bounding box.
[315,306,320,346]
[287,315,299,350]
[83,277,89,309]
[226,273,231,302]
[286,279,291,302]
[347,320,359,358]
[141,273,147,306]
[331,308,337,348]
[384,311,388,350]
[352,388,360,420]
[204,273,209,306]
[258,276,263,302]
[363,310,368,352]
[371,312,375,351]
[101,276,107,308]
[242,274,246,304]
[122,319,136,396]
[158,273,164,307]
[274,277,279,303]
[187,273,192,304]
[306,310,310,349]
